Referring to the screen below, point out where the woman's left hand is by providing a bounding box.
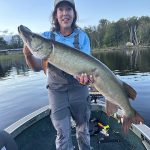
[75,73,94,85]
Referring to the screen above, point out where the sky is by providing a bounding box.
[0,0,150,35]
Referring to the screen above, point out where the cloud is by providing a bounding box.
[0,29,8,33]
[0,30,14,36]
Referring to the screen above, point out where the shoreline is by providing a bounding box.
[0,48,22,55]
[92,45,150,53]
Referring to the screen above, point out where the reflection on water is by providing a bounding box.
[0,49,150,129]
[0,53,29,78]
[125,48,141,69]
[1,48,150,78]
[0,53,48,129]
[93,48,150,75]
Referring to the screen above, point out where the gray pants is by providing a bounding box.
[48,85,91,150]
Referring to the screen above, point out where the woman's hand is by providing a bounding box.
[76,73,94,85]
[23,45,32,56]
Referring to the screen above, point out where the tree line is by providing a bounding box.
[0,35,23,50]
[84,16,150,49]
[0,16,150,50]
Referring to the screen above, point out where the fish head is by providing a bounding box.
[18,25,53,59]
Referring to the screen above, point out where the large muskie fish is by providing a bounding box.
[18,25,144,133]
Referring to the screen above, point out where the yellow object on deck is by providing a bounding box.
[98,122,110,130]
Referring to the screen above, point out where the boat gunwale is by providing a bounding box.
[4,105,50,138]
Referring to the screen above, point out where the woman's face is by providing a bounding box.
[56,3,74,30]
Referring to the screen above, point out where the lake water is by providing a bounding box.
[0,48,150,129]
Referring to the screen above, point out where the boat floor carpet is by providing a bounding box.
[15,116,138,150]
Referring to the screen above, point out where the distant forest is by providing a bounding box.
[0,34,23,50]
[0,16,150,50]
[83,16,150,49]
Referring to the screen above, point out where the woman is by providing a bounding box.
[23,0,93,149]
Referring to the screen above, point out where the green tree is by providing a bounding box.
[104,23,120,47]
[138,16,150,45]
[84,16,150,49]
[97,19,110,47]
[0,37,7,49]
[127,17,139,45]
[10,35,23,48]
[84,26,98,48]
[116,18,129,45]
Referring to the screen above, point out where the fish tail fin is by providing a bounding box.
[123,82,137,100]
[106,100,118,116]
[42,59,48,74]
[122,111,144,134]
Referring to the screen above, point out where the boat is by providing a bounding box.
[3,93,150,150]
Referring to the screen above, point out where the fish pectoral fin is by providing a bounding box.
[105,100,119,116]
[42,59,48,74]
[123,82,137,100]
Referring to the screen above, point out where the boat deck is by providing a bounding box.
[14,111,146,150]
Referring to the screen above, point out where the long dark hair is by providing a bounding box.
[51,2,77,32]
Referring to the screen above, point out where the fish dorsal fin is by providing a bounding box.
[123,82,137,100]
[42,59,48,74]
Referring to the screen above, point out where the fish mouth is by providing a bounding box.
[18,25,32,39]
[18,25,33,44]
[18,25,32,34]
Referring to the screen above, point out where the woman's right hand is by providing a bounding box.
[76,73,94,85]
[23,44,43,71]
